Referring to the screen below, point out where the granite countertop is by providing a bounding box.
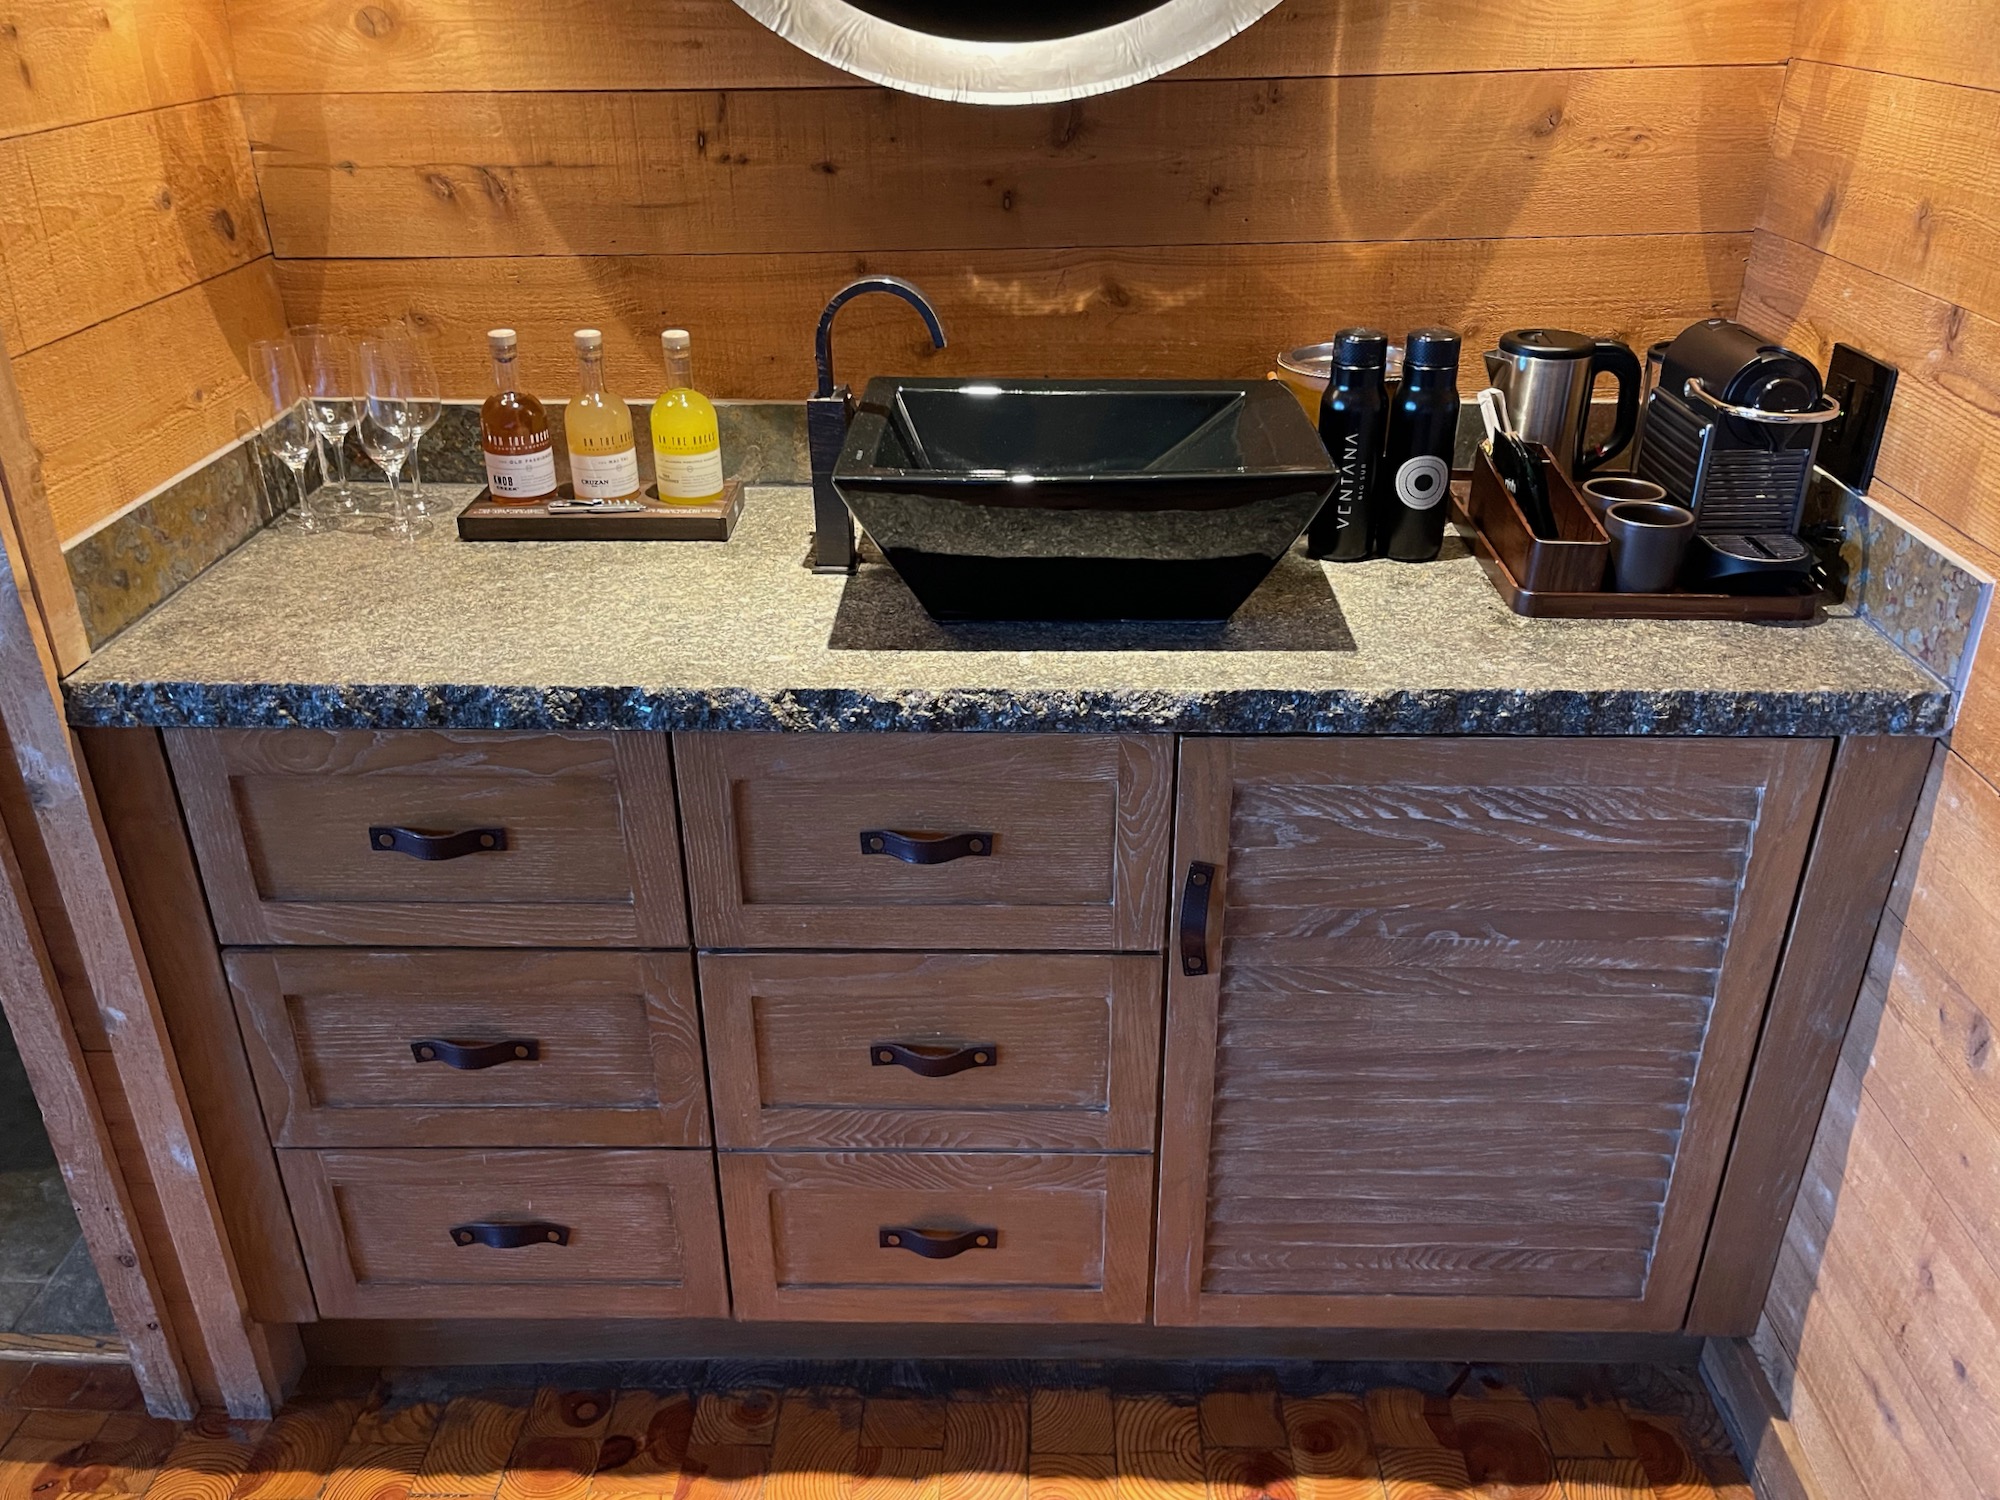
[63,484,1951,736]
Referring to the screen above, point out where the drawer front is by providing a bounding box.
[719,1151,1153,1323]
[676,734,1172,951]
[703,953,1161,1151]
[167,729,686,946]
[280,1147,728,1318]
[229,950,708,1148]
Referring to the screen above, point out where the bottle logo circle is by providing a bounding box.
[1395,455,1451,510]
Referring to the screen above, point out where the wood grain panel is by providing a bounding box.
[1792,0,2000,91]
[244,69,1779,261]
[166,728,687,947]
[1155,737,1828,1331]
[676,733,1171,952]
[276,235,1751,403]
[1737,229,2000,554]
[0,97,267,354]
[279,1146,729,1319]
[700,952,1162,1152]
[1764,62,2000,327]
[719,1151,1153,1324]
[0,0,233,140]
[14,257,286,545]
[227,948,708,1148]
[225,0,1793,93]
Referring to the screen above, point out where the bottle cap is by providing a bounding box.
[1403,327,1462,371]
[661,328,691,352]
[574,328,604,353]
[1332,328,1389,367]
[488,328,518,355]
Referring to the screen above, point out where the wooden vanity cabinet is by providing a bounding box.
[1155,737,1831,1331]
[99,723,1921,1351]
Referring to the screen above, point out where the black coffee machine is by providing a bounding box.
[1633,319,1841,591]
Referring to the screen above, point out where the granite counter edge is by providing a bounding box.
[59,680,1954,738]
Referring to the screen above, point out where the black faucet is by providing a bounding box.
[806,276,947,574]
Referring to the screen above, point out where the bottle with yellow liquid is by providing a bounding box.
[650,328,724,505]
[565,329,641,501]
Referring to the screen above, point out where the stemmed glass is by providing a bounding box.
[248,339,321,532]
[292,326,361,514]
[359,339,417,539]
[395,330,445,515]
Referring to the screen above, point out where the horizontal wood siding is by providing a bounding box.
[1741,5,2000,1494]
[247,0,1787,402]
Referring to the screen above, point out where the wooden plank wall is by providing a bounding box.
[235,0,1792,405]
[0,0,286,549]
[1738,1,2000,1495]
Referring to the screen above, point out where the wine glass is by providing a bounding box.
[248,339,321,532]
[292,326,361,512]
[359,339,417,539]
[393,329,445,515]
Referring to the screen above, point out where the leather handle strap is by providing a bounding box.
[370,826,508,860]
[410,1038,540,1070]
[869,1041,997,1077]
[859,829,993,864]
[449,1221,569,1249]
[878,1226,997,1259]
[1180,861,1217,976]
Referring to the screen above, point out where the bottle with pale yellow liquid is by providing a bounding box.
[565,329,641,501]
[650,328,724,505]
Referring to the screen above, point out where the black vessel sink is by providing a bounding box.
[831,378,1337,621]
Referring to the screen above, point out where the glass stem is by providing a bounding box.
[333,431,351,492]
[289,461,314,529]
[409,438,424,492]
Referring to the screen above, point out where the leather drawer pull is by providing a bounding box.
[1180,861,1217,976]
[859,829,993,864]
[870,1041,997,1077]
[370,825,508,860]
[450,1221,570,1249]
[879,1226,997,1258]
[410,1038,540,1069]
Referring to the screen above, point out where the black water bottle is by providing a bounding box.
[1376,327,1462,562]
[1306,328,1389,561]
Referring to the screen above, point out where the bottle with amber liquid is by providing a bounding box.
[480,328,558,504]
[565,329,641,501]
[650,328,724,505]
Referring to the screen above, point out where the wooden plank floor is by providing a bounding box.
[0,1359,1751,1500]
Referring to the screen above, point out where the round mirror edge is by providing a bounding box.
[730,0,1293,105]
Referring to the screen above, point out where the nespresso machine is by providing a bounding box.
[1634,319,1842,591]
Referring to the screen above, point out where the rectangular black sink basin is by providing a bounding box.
[831,378,1336,622]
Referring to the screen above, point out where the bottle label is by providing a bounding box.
[1393,455,1451,510]
[655,446,725,499]
[485,445,558,498]
[1333,431,1371,532]
[571,446,640,499]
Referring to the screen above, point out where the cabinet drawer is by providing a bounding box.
[229,950,708,1148]
[280,1147,728,1319]
[166,729,686,947]
[676,734,1172,950]
[719,1151,1152,1323]
[703,953,1160,1151]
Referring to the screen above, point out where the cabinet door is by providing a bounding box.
[1155,737,1828,1331]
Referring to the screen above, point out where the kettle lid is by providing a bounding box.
[1498,327,1594,360]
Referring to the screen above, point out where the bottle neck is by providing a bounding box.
[576,350,606,397]
[492,350,519,395]
[664,348,693,391]
[1402,364,1455,393]
[1331,363,1385,391]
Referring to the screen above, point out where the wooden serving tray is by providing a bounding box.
[456,478,743,541]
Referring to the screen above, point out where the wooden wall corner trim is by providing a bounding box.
[0,343,89,673]
[0,564,281,1414]
[1686,734,1940,1335]
[1701,1336,1828,1500]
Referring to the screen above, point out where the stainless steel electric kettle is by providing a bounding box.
[1483,328,1643,480]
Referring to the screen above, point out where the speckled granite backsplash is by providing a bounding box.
[65,402,808,650]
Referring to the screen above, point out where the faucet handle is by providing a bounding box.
[814,277,948,399]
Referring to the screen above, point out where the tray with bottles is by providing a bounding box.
[456,479,743,542]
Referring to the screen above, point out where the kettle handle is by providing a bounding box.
[1577,338,1643,476]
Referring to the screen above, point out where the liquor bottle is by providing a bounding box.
[480,329,558,504]
[1376,327,1462,562]
[650,328,724,505]
[566,329,641,501]
[1305,327,1390,561]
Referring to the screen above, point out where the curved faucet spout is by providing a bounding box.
[814,276,947,399]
